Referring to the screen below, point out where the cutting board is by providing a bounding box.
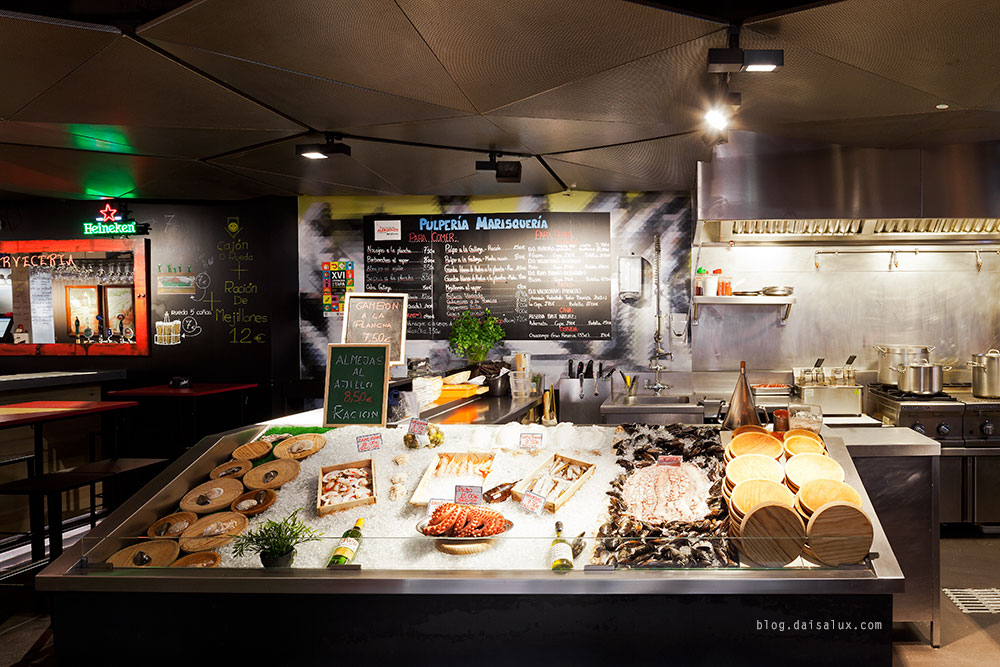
[797,479,862,515]
[783,435,827,458]
[784,453,845,490]
[728,432,783,460]
[178,511,249,553]
[725,454,784,487]
[739,502,806,567]
[730,479,795,519]
[179,477,244,514]
[106,540,179,568]
[806,501,873,566]
[243,458,300,490]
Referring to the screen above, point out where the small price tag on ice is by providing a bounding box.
[454,485,483,505]
[426,498,450,518]
[657,455,681,466]
[356,433,382,453]
[519,432,543,450]
[408,418,429,435]
[520,491,546,514]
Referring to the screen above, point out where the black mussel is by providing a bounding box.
[132,550,152,566]
[218,466,241,477]
[254,490,268,503]
[155,522,170,536]
[262,470,278,483]
[195,494,211,505]
[571,532,586,559]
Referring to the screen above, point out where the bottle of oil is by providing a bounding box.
[549,521,574,571]
[328,518,364,566]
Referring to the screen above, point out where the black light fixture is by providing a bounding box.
[296,134,351,159]
[707,25,783,73]
[475,152,522,183]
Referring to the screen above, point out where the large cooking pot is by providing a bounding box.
[891,359,951,395]
[874,344,935,385]
[968,349,1000,398]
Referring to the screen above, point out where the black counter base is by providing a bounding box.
[53,592,891,665]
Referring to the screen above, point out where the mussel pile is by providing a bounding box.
[594,423,734,568]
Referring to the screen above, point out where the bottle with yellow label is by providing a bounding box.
[550,521,574,571]
[328,518,364,566]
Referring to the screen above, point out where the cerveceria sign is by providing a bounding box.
[83,204,136,236]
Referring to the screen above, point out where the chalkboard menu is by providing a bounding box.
[363,213,612,340]
[323,343,390,427]
[341,292,408,365]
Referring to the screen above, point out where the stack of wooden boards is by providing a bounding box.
[723,427,873,568]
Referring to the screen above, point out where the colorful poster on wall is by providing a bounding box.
[322,260,354,316]
[65,285,100,334]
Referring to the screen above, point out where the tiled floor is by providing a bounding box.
[1,536,998,665]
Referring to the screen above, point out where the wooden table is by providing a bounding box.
[0,400,139,476]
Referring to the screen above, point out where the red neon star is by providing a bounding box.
[99,204,118,222]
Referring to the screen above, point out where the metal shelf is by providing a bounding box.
[692,295,796,326]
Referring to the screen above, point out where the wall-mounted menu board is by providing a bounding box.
[363,213,612,340]
[323,343,390,427]
[341,292,408,365]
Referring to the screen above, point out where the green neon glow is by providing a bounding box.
[67,124,134,153]
[83,221,136,235]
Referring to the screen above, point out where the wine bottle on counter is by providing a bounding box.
[328,518,364,566]
[550,521,574,572]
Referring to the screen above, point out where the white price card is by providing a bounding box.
[454,485,483,505]
[519,491,546,514]
[519,432,543,450]
[426,498,450,517]
[356,433,382,453]
[408,418,429,435]
[657,455,681,466]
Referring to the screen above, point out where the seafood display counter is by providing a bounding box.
[38,418,903,665]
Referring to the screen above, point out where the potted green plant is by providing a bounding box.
[448,309,506,363]
[230,509,323,568]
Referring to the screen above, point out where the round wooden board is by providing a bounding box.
[106,540,179,568]
[733,425,768,436]
[725,454,785,487]
[179,477,244,514]
[210,459,252,480]
[739,501,806,567]
[146,511,198,539]
[232,440,272,462]
[785,429,823,443]
[231,488,277,515]
[783,435,827,458]
[243,458,300,490]
[179,511,249,552]
[785,453,845,489]
[273,433,326,460]
[798,479,862,515]
[806,501,873,566]
[728,432,783,459]
[171,552,221,568]
[435,539,495,555]
[730,479,795,517]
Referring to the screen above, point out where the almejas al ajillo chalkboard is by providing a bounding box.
[363,213,612,340]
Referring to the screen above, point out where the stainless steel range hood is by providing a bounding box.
[698,132,1000,243]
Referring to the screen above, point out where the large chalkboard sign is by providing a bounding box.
[363,213,612,340]
[323,344,390,427]
[341,292,408,365]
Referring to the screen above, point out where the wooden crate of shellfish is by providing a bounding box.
[316,459,377,517]
[510,453,596,513]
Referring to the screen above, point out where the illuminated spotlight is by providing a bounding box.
[705,108,729,131]
[296,134,351,159]
[935,103,950,110]
[708,48,784,72]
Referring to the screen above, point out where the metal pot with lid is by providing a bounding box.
[873,345,935,385]
[968,349,1000,398]
[890,359,951,395]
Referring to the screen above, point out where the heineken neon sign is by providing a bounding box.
[83,204,136,235]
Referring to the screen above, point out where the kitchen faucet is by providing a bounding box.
[644,234,672,396]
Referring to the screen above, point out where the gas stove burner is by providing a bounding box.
[868,383,959,402]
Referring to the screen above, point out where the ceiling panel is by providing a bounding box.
[415,157,559,196]
[395,0,722,111]
[748,0,1000,110]
[139,0,474,112]
[125,162,296,199]
[488,31,726,130]
[486,116,688,155]
[219,166,403,197]
[11,37,301,133]
[550,133,707,190]
[0,11,118,119]
[0,121,300,159]
[336,115,529,154]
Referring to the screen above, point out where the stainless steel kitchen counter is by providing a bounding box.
[832,426,941,457]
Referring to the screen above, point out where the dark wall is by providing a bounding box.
[0,197,298,419]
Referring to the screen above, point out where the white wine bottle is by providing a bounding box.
[328,517,364,566]
[549,521,574,571]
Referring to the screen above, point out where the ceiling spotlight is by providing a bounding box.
[475,152,522,183]
[708,48,784,73]
[296,134,351,159]
[705,108,729,131]
[935,103,950,110]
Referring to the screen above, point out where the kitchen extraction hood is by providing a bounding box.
[698,132,1000,243]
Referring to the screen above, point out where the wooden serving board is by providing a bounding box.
[232,440,272,462]
[243,458,300,490]
[739,501,806,567]
[210,459,252,480]
[725,454,784,487]
[728,432,783,459]
[435,539,496,555]
[179,511,249,553]
[785,429,823,443]
[273,433,326,460]
[732,425,768,436]
[106,540,179,568]
[798,479,862,515]
[317,458,376,516]
[231,488,277,516]
[510,453,596,513]
[806,501,873,566]
[784,453,845,489]
[783,435,826,458]
[179,477,244,514]
[170,552,221,568]
[146,511,198,538]
[730,479,795,517]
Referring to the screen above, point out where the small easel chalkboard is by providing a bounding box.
[341,292,408,366]
[322,343,390,427]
